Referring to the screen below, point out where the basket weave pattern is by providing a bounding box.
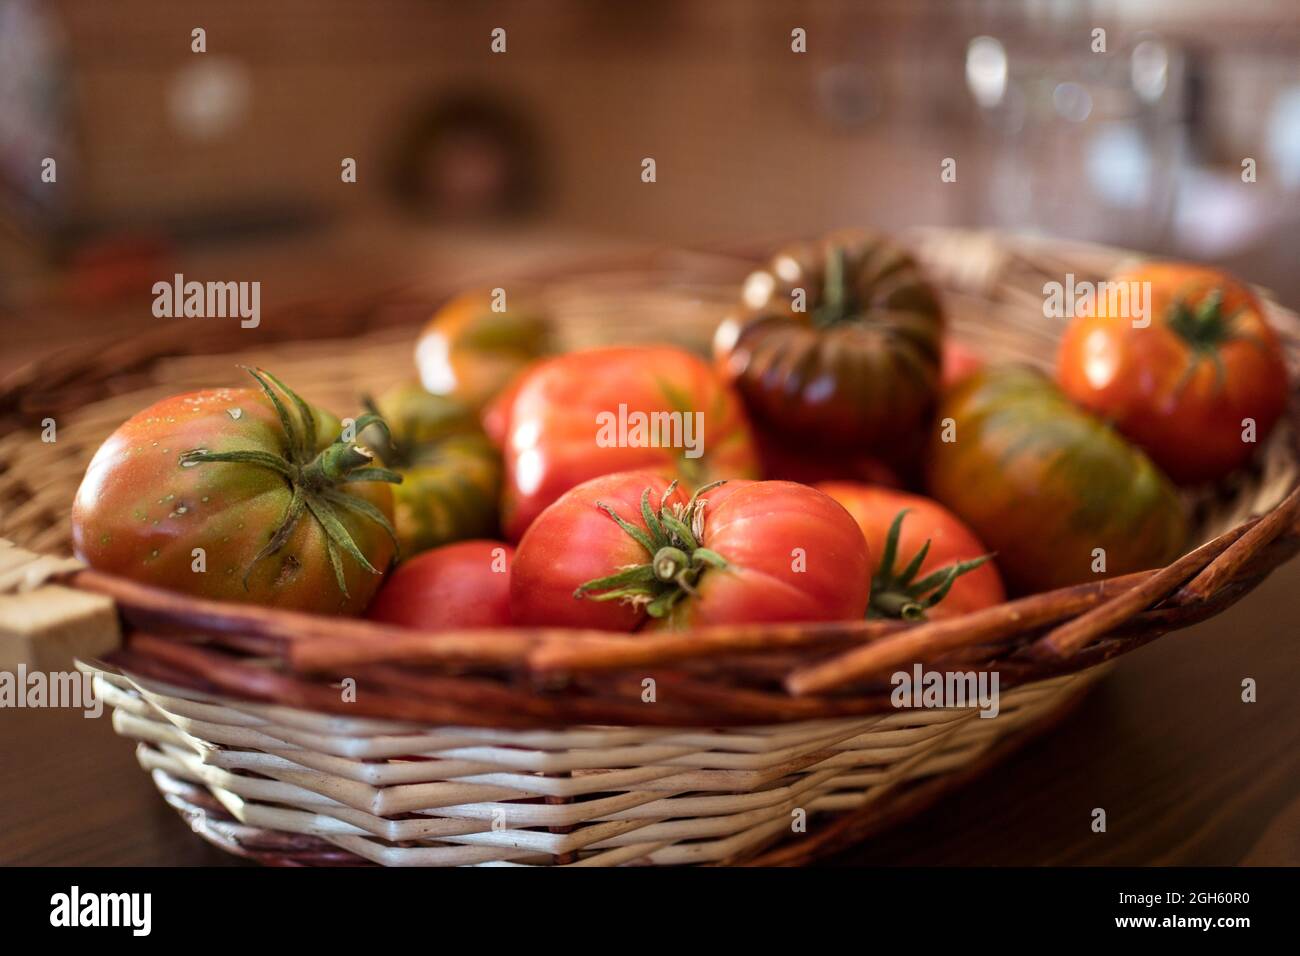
[3,229,1298,865]
[85,662,1097,866]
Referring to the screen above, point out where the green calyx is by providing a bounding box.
[868,509,992,621]
[359,389,477,469]
[1166,288,1256,396]
[812,244,858,329]
[178,367,402,597]
[1167,288,1241,353]
[574,480,729,619]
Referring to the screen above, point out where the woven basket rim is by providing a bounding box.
[7,228,1300,728]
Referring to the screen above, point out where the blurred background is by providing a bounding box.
[2,0,1300,361]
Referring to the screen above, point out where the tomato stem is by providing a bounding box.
[574,482,730,619]
[868,508,993,621]
[303,442,375,485]
[1167,288,1244,354]
[177,367,403,598]
[1166,288,1257,399]
[813,243,857,328]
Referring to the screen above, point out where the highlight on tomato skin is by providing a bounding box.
[414,287,552,412]
[1055,263,1290,485]
[366,539,514,630]
[508,471,871,631]
[816,482,1005,620]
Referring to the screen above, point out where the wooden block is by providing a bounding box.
[0,585,121,674]
[0,540,121,673]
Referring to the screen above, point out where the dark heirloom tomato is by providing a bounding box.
[365,382,501,557]
[71,368,398,615]
[498,345,759,541]
[415,287,551,410]
[714,230,944,455]
[510,472,870,631]
[817,482,1004,620]
[367,540,513,630]
[1057,263,1289,484]
[926,366,1187,595]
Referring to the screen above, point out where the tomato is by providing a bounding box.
[415,287,552,410]
[498,345,760,541]
[510,472,870,630]
[366,540,513,629]
[1057,263,1289,484]
[365,382,501,557]
[713,229,944,459]
[71,368,398,614]
[926,365,1187,594]
[816,482,1004,619]
[481,367,526,449]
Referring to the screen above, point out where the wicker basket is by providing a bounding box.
[2,228,1297,866]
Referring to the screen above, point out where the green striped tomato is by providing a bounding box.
[926,365,1188,594]
[71,368,399,614]
[367,382,501,558]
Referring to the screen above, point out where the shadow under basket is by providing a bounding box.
[3,228,1299,866]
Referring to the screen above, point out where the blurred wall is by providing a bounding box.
[3,0,1299,266]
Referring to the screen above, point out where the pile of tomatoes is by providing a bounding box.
[70,233,1290,633]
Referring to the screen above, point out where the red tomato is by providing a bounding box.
[1056,263,1289,484]
[366,540,513,629]
[479,363,546,452]
[817,482,1004,619]
[498,346,760,541]
[481,371,524,449]
[510,472,870,630]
